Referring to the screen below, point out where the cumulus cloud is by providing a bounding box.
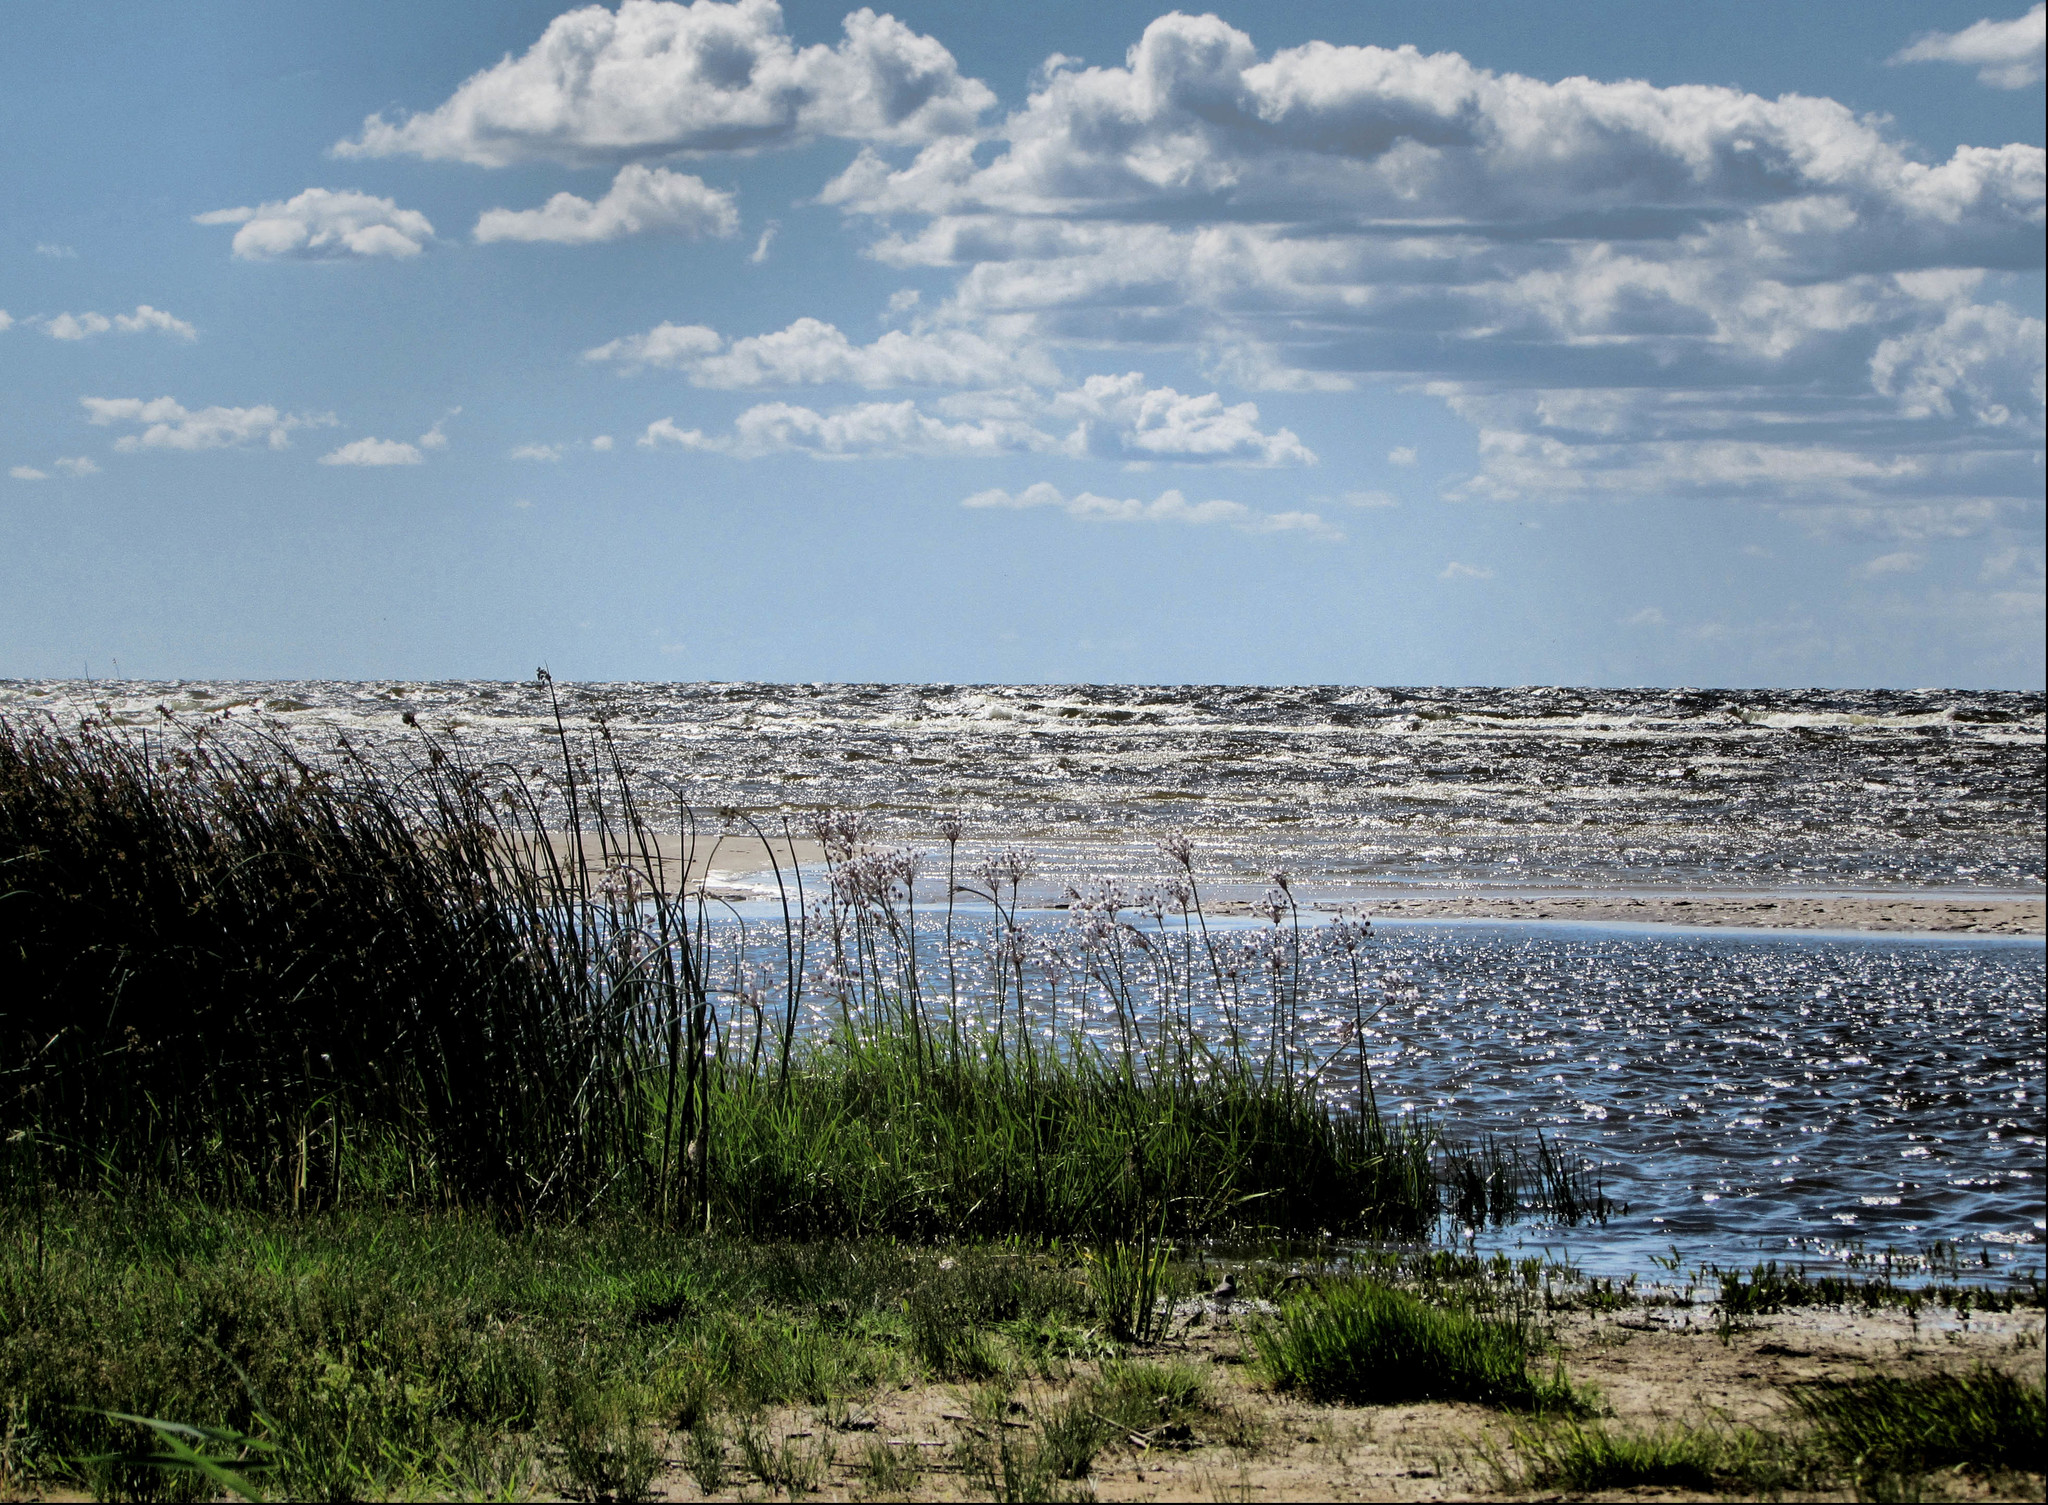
[750,221,778,262]
[474,164,738,243]
[962,481,1335,535]
[83,396,330,451]
[1050,373,1313,465]
[40,304,196,340]
[586,314,1057,387]
[196,190,434,260]
[0,311,11,331]
[1388,446,1417,466]
[320,437,424,466]
[511,443,566,461]
[1892,4,2045,88]
[54,456,100,476]
[10,466,48,481]
[335,0,994,166]
[819,13,2043,523]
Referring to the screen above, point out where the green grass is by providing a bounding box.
[1505,1417,1802,1495]
[1506,1369,2047,1499]
[0,1200,1101,1499]
[1252,1278,1578,1410]
[1790,1366,2047,1480]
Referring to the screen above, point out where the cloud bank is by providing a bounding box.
[814,13,2042,526]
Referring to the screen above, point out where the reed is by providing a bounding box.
[2,688,1605,1241]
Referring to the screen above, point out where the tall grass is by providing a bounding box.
[2,688,1601,1240]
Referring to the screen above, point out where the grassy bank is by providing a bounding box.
[1,702,1602,1239]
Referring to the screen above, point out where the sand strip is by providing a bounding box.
[1284,892,2046,936]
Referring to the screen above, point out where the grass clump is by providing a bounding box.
[1506,1417,1800,1495]
[1790,1366,2046,1480]
[1254,1279,1575,1410]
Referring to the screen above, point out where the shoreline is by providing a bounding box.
[1288,890,2046,937]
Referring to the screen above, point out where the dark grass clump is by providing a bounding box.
[0,711,699,1217]
[1505,1418,1803,1495]
[1790,1367,2046,1480]
[1253,1279,1577,1410]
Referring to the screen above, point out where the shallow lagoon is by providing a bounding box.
[712,905,2044,1283]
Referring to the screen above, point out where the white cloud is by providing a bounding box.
[1861,550,1924,576]
[1050,372,1314,465]
[1623,606,1667,626]
[10,466,48,481]
[641,400,1055,458]
[1387,446,1417,466]
[632,362,1314,464]
[586,315,1059,388]
[320,437,425,466]
[819,13,2043,520]
[40,304,196,341]
[335,0,994,166]
[418,410,458,450]
[474,164,737,244]
[0,311,11,331]
[1345,489,1399,508]
[1440,561,1494,580]
[1892,4,2045,88]
[962,481,1335,536]
[1870,301,2046,427]
[54,457,99,477]
[591,434,615,451]
[34,243,76,259]
[196,190,434,260]
[750,221,778,263]
[84,396,330,452]
[43,312,109,340]
[511,443,566,461]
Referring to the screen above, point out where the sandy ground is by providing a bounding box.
[645,1299,2048,1502]
[1273,892,2048,937]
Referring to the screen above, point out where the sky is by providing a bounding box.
[1,1,2042,688]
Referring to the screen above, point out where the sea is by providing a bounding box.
[5,678,2042,1280]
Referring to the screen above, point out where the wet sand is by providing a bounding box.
[1295,891,2046,937]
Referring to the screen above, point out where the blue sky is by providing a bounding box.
[2,0,2042,687]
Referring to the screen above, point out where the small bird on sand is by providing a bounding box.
[1209,1272,1237,1307]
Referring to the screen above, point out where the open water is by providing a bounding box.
[4,679,2041,895]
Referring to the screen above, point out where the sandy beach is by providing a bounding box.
[1292,891,2047,937]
